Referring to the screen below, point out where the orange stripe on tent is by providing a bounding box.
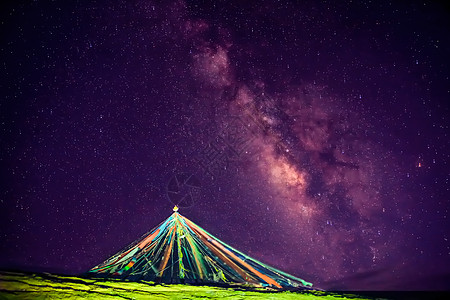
[138,229,160,249]
[209,238,282,288]
[184,219,258,285]
[141,242,157,253]
[157,227,176,277]
[125,260,135,268]
[184,217,282,288]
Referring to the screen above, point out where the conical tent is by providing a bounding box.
[88,207,313,289]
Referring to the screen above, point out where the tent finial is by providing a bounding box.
[173,205,179,212]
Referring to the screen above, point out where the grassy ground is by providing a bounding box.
[0,271,375,299]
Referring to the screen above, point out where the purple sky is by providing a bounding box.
[1,0,449,291]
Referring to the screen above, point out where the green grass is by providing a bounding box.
[0,271,374,299]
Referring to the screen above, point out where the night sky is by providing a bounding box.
[1,0,449,291]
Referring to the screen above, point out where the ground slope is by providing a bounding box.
[0,271,374,299]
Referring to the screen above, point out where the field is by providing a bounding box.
[0,271,377,299]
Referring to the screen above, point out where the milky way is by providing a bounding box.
[1,0,449,290]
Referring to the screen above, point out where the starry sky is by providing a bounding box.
[1,0,449,291]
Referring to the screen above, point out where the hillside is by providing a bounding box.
[0,271,372,299]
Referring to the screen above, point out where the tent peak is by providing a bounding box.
[173,205,179,212]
